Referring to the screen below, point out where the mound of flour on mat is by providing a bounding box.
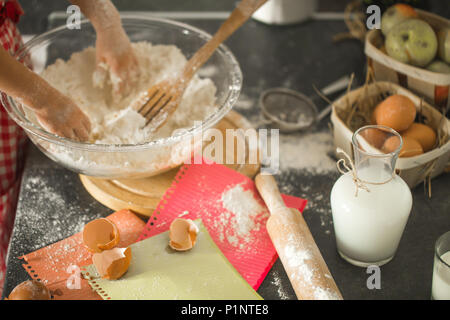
[40,41,217,144]
[216,184,269,248]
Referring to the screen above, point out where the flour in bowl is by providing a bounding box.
[28,42,219,177]
[40,41,218,144]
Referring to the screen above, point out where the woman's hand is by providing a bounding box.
[34,92,91,142]
[93,25,139,100]
[69,1,140,99]
[0,47,91,141]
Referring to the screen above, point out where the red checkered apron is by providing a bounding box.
[0,0,28,295]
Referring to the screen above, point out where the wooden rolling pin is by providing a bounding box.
[255,174,343,300]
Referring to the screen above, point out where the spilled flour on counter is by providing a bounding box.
[278,131,336,174]
[215,184,269,249]
[14,171,99,255]
[247,110,337,175]
[271,271,290,300]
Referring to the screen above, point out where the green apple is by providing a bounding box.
[426,60,450,74]
[437,28,450,64]
[386,19,438,67]
[381,4,418,36]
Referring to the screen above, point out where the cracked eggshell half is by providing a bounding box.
[169,218,199,251]
[83,218,120,253]
[92,247,132,280]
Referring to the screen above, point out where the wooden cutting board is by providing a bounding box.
[80,110,261,216]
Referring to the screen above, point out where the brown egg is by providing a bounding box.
[169,218,199,251]
[373,95,416,132]
[92,247,132,280]
[8,280,51,300]
[401,122,437,152]
[370,109,377,124]
[383,136,423,157]
[382,135,402,154]
[83,218,120,253]
[361,127,389,149]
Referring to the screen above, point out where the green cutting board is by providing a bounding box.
[82,220,262,300]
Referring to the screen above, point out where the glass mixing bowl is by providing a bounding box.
[1,17,242,179]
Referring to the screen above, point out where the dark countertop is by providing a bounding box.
[3,0,450,300]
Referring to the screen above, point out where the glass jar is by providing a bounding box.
[432,231,450,300]
[330,125,413,267]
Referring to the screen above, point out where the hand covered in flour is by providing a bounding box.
[0,46,91,141]
[35,91,91,142]
[70,0,139,100]
[93,25,139,100]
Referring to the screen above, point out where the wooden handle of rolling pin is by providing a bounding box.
[255,174,343,300]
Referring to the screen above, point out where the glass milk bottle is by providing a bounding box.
[331,125,413,267]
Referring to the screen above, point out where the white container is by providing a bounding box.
[331,82,450,189]
[252,0,317,25]
[331,126,413,267]
[432,232,450,300]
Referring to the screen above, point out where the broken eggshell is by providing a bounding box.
[7,280,52,300]
[169,218,199,251]
[82,218,120,253]
[92,247,132,280]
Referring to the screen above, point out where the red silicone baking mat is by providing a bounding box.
[20,209,146,300]
[138,161,307,289]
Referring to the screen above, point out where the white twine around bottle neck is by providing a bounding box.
[336,148,395,197]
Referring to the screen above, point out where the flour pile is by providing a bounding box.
[216,184,269,248]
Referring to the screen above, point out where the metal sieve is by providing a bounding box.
[259,75,350,133]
